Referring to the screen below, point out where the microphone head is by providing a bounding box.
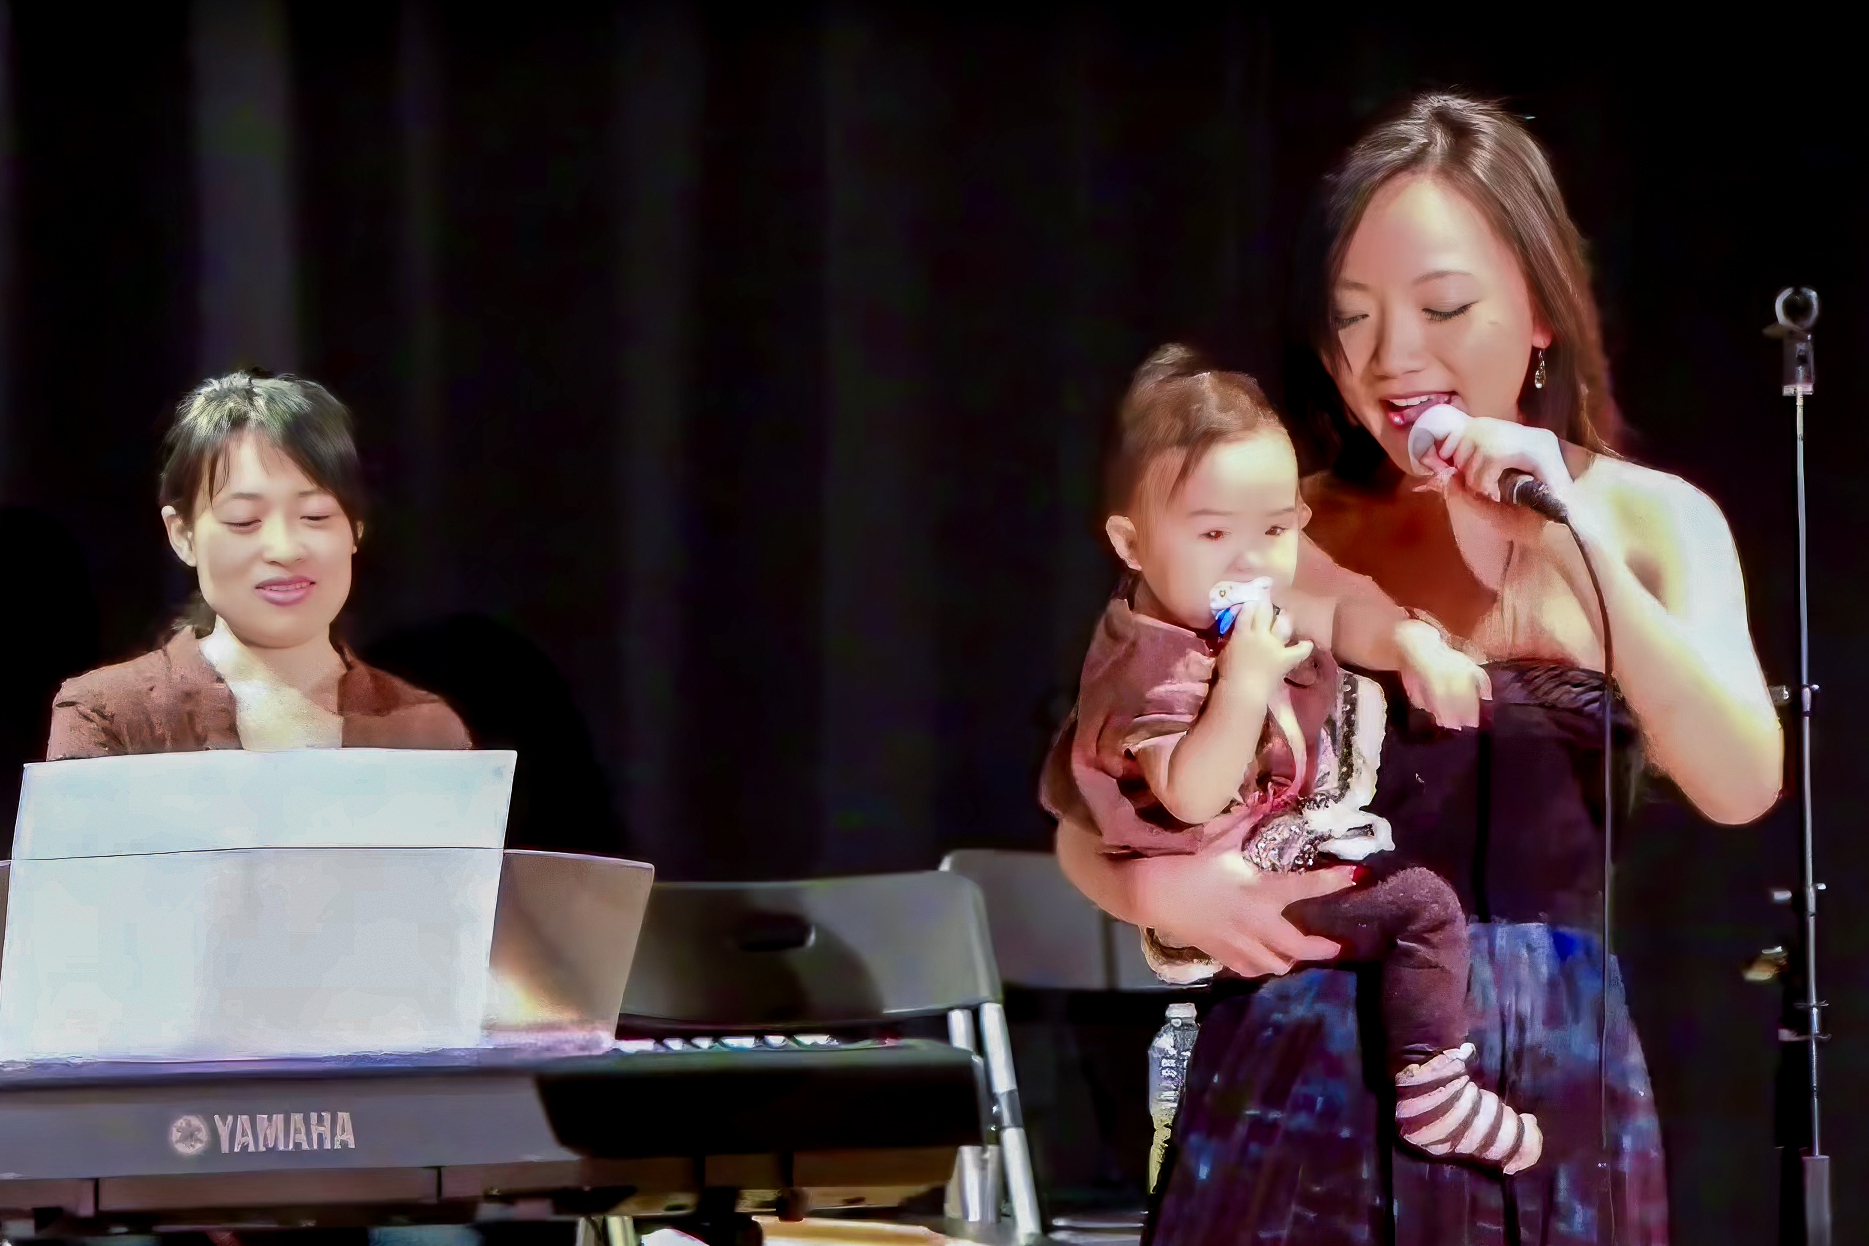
[1405,403,1469,476]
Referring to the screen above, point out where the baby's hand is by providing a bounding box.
[1215,601,1313,702]
[1395,620,1491,730]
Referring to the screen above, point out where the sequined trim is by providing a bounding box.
[1241,670,1393,872]
[1140,927,1225,985]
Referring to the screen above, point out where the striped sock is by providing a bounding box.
[1395,1042,1543,1174]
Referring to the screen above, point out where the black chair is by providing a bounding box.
[938,850,1171,995]
[941,850,1195,1245]
[619,873,1043,1243]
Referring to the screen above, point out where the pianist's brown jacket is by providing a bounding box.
[46,629,472,760]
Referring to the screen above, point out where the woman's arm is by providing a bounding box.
[1295,533,1395,620]
[1431,416,1783,823]
[1055,813,1149,927]
[1056,813,1356,977]
[1294,535,1491,729]
[1563,473,1783,824]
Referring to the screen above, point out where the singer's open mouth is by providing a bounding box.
[1382,393,1456,428]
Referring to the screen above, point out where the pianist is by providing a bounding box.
[47,370,471,759]
[29,373,568,1246]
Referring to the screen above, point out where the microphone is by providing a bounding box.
[1404,403,1571,523]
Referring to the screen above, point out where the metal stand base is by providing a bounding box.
[1803,1154,1831,1246]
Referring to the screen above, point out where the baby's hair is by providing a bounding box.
[1104,344,1289,514]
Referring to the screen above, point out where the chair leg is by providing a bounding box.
[605,1217,640,1246]
[978,1001,1043,1242]
[946,1007,997,1225]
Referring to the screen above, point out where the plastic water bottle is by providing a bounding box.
[1147,1001,1200,1190]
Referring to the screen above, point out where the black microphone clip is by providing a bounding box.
[1765,286,1818,398]
[1501,469,1570,524]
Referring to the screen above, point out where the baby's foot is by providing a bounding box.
[1395,1042,1542,1174]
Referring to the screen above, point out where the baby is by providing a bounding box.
[1045,344,1541,1174]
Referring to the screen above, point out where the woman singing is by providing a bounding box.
[48,371,469,758]
[1052,94,1780,1243]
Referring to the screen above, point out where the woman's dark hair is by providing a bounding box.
[1287,92,1623,478]
[159,370,365,635]
[160,370,366,528]
[1105,343,1286,514]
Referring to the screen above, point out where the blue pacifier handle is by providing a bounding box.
[1209,578,1273,639]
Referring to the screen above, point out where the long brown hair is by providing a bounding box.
[1288,92,1623,476]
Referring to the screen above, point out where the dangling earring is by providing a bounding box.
[1533,347,1548,390]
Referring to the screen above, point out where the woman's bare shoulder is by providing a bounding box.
[1586,455,1733,538]
[1581,454,1745,602]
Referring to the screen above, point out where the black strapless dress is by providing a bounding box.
[1146,662,1667,1246]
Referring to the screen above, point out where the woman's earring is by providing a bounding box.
[1533,347,1548,390]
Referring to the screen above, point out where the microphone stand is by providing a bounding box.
[1762,286,1829,1246]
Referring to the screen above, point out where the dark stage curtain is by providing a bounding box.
[3,4,1867,1239]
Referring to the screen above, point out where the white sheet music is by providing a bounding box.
[1,749,515,1061]
[12,748,513,859]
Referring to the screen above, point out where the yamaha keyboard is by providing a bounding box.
[0,1037,986,1239]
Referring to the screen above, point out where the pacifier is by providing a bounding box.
[1209,578,1273,638]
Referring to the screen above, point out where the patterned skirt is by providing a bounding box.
[1147,923,1668,1246]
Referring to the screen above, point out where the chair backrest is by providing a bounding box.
[618,872,1001,1030]
[940,849,1175,992]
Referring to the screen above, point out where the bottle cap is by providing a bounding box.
[1166,1002,1198,1020]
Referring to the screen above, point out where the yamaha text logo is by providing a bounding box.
[169,1112,357,1155]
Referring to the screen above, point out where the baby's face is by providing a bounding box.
[1124,432,1306,632]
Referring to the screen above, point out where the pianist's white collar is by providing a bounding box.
[199,616,346,752]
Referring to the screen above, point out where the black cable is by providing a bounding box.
[1511,473,1617,1236]
[1564,518,1616,1246]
